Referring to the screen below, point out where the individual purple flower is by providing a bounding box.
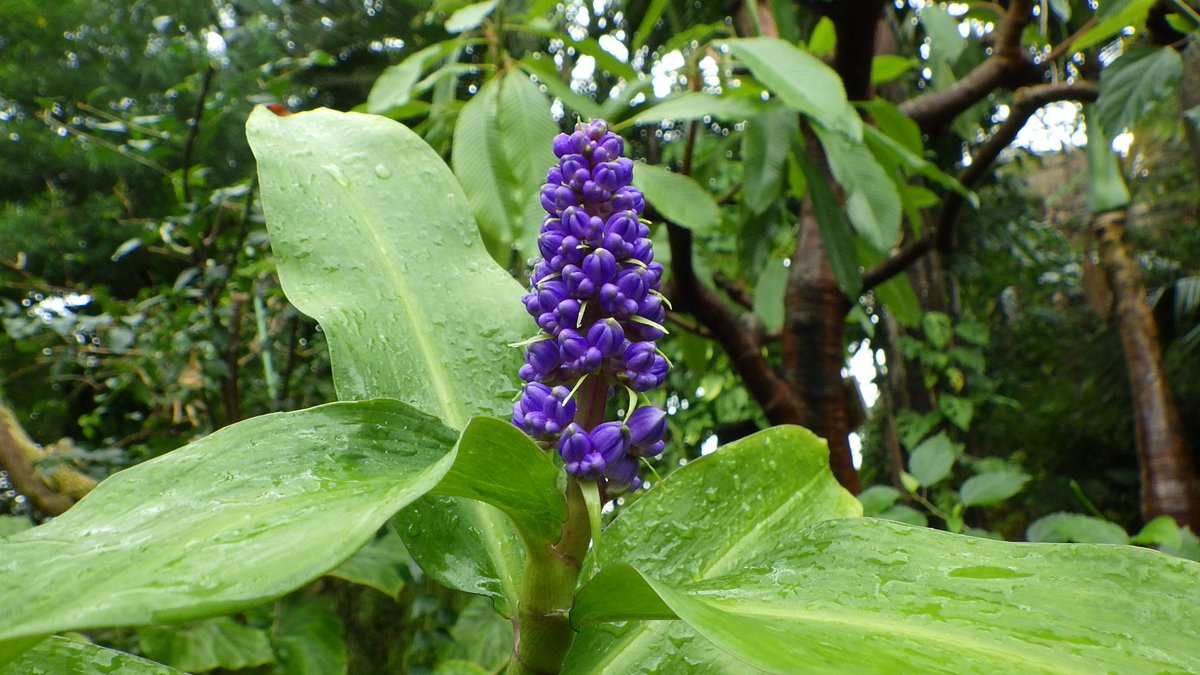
[513,118,670,491]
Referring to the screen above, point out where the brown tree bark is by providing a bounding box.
[0,401,97,516]
[1091,211,1200,529]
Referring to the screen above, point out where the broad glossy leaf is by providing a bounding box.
[138,617,274,672]
[562,426,860,673]
[1026,512,1130,545]
[1097,45,1183,138]
[633,163,720,232]
[725,38,860,140]
[619,92,763,129]
[1,637,182,675]
[247,107,526,426]
[742,102,797,214]
[432,416,566,546]
[815,126,902,251]
[574,518,1200,672]
[0,400,456,655]
[959,470,1030,507]
[248,107,532,613]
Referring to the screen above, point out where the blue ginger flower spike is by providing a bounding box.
[511,119,669,496]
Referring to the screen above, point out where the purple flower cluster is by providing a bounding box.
[511,119,670,492]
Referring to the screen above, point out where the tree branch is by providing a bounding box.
[900,0,1042,132]
[181,63,217,205]
[0,403,96,516]
[864,80,1099,290]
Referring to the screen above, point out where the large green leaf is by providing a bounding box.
[742,102,798,215]
[573,518,1200,672]
[633,163,720,232]
[1097,45,1183,139]
[328,524,410,598]
[0,400,456,657]
[272,592,347,675]
[452,76,525,261]
[725,38,860,140]
[248,107,533,613]
[1,637,182,675]
[497,71,560,260]
[561,426,860,673]
[247,106,526,426]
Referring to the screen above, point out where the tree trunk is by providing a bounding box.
[782,205,861,493]
[1091,210,1200,529]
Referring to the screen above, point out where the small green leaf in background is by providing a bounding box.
[138,617,274,673]
[445,0,499,34]
[796,148,863,298]
[938,394,974,431]
[272,592,347,675]
[1,637,182,675]
[1027,512,1130,545]
[620,91,763,129]
[572,519,1200,673]
[742,102,798,214]
[908,431,959,486]
[367,43,455,114]
[857,485,902,516]
[725,37,860,140]
[497,71,559,260]
[517,56,605,120]
[1085,105,1132,214]
[922,311,953,348]
[632,163,720,232]
[920,6,967,64]
[438,596,514,673]
[876,503,929,527]
[1097,45,1183,139]
[815,126,902,251]
[1073,0,1156,53]
[871,55,915,84]
[1048,0,1071,21]
[752,258,788,332]
[329,524,410,598]
[0,400,456,657]
[1130,515,1185,549]
[959,470,1030,507]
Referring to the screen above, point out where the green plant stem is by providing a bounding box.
[509,478,591,674]
[508,376,607,673]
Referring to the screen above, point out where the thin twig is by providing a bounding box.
[181,63,217,205]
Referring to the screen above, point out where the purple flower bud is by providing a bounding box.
[631,440,665,458]
[598,132,624,158]
[613,157,634,186]
[536,280,568,313]
[559,329,602,372]
[513,382,576,438]
[598,283,638,319]
[582,180,611,204]
[560,154,588,180]
[584,119,608,139]
[552,133,574,158]
[626,406,667,448]
[590,421,631,466]
[611,186,644,214]
[586,318,625,357]
[530,260,554,286]
[519,339,560,382]
[569,168,591,191]
[583,248,617,287]
[604,457,642,492]
[592,162,620,192]
[541,184,576,215]
[547,166,565,184]
[562,264,594,298]
[538,229,565,260]
[615,268,650,304]
[630,237,654,264]
[621,341,669,391]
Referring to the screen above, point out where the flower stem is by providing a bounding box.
[508,478,591,675]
